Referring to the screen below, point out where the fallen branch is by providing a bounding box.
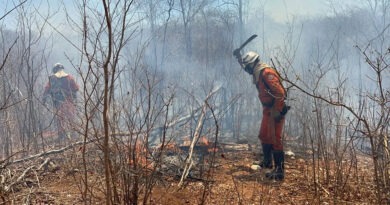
[10,114,194,164]
[178,86,221,187]
[10,140,91,165]
[3,158,56,193]
[37,158,51,171]
[4,166,34,192]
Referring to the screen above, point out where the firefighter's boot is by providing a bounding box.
[265,150,284,180]
[259,144,273,169]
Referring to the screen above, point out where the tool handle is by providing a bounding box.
[233,48,241,59]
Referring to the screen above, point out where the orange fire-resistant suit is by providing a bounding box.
[253,63,286,151]
[43,72,79,141]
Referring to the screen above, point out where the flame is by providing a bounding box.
[126,140,150,168]
[207,147,219,153]
[200,136,219,153]
[200,136,210,146]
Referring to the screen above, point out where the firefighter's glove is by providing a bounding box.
[233,49,242,63]
[281,105,290,115]
[271,109,282,122]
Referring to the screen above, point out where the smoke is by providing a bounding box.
[3,0,389,142]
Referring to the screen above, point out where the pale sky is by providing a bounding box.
[1,0,364,25]
[259,0,361,23]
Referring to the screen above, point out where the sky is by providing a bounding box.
[0,0,364,25]
[261,0,362,23]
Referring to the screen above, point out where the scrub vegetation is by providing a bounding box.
[0,0,389,204]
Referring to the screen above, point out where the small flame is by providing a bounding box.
[200,136,219,153]
[200,136,210,146]
[126,140,149,168]
[207,147,219,153]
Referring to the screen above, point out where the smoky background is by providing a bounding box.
[0,0,389,203]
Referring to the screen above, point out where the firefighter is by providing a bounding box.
[236,52,288,180]
[42,63,79,144]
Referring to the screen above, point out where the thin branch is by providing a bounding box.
[0,0,27,21]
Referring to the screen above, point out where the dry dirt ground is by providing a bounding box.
[4,146,377,204]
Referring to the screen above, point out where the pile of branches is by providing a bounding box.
[0,157,58,203]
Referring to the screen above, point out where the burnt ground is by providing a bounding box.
[3,145,377,205]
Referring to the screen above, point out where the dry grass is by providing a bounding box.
[4,145,377,204]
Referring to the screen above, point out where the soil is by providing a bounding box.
[4,147,377,204]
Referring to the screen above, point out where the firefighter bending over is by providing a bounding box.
[236,52,289,180]
[43,63,79,144]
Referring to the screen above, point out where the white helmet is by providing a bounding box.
[242,51,259,66]
[52,63,64,73]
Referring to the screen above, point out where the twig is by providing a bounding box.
[0,0,27,21]
[33,170,40,188]
[10,139,98,165]
[318,183,330,196]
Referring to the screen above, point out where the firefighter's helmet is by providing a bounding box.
[242,51,259,66]
[52,63,64,74]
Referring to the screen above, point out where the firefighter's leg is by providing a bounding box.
[257,107,273,168]
[57,106,68,146]
[259,107,272,144]
[59,102,76,144]
[64,102,76,141]
[266,150,284,180]
[273,117,285,151]
[266,117,285,180]
[55,114,65,146]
